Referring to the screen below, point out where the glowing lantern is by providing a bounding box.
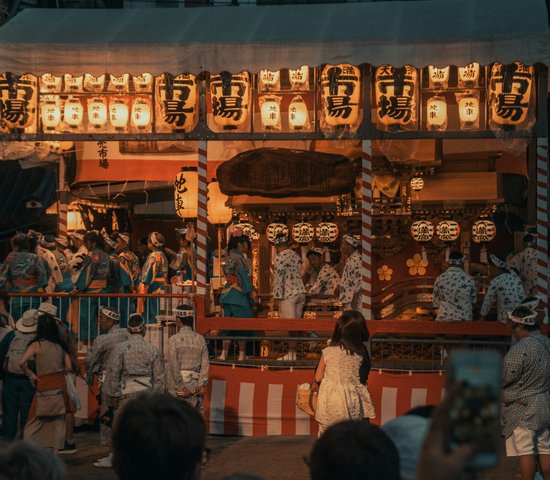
[472,218,496,263]
[260,95,281,130]
[40,74,62,92]
[259,69,280,91]
[410,177,424,193]
[411,220,434,262]
[437,220,460,262]
[316,222,339,243]
[210,71,250,131]
[235,223,256,239]
[41,99,61,131]
[131,97,152,130]
[289,66,309,90]
[375,65,417,131]
[266,223,289,243]
[67,210,84,231]
[260,340,270,358]
[156,73,198,132]
[110,99,129,130]
[64,74,83,92]
[292,223,314,243]
[288,95,309,130]
[426,96,447,130]
[458,63,480,87]
[87,97,108,129]
[108,74,130,92]
[174,171,199,218]
[320,64,361,131]
[207,182,233,224]
[428,66,450,89]
[489,62,534,128]
[63,97,84,129]
[133,74,153,92]
[84,74,105,92]
[458,95,480,129]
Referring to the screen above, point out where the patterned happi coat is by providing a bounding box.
[339,250,362,306]
[139,249,168,324]
[309,263,340,297]
[432,267,477,321]
[272,248,306,300]
[481,271,525,323]
[507,246,537,296]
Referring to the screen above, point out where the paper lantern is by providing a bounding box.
[235,223,256,239]
[316,222,339,243]
[288,95,309,130]
[259,69,280,91]
[84,74,105,92]
[109,74,130,92]
[411,220,434,243]
[174,171,199,218]
[110,99,129,130]
[67,210,84,231]
[210,71,250,131]
[410,177,424,192]
[41,100,61,131]
[133,73,153,92]
[472,219,496,244]
[64,74,83,92]
[458,96,480,129]
[458,63,480,87]
[289,66,309,90]
[63,97,84,128]
[489,62,534,127]
[155,73,198,132]
[266,223,289,243]
[428,66,450,89]
[320,64,361,130]
[292,223,314,243]
[87,97,108,129]
[426,96,447,130]
[40,73,62,92]
[207,182,232,225]
[375,65,417,131]
[436,220,460,242]
[131,97,152,129]
[259,95,281,130]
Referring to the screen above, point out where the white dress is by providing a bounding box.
[315,345,376,434]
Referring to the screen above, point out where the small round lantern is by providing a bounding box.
[426,96,447,130]
[235,223,256,239]
[411,220,434,262]
[87,97,108,129]
[63,97,84,129]
[260,96,281,130]
[472,218,496,263]
[288,95,309,130]
[410,176,424,199]
[437,220,461,262]
[266,223,289,243]
[458,96,480,129]
[291,223,314,244]
[131,98,151,130]
[41,100,61,131]
[316,222,339,243]
[110,99,129,131]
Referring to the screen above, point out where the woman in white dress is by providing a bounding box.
[314,310,376,435]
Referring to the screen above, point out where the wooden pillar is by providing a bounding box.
[537,137,549,323]
[361,140,373,320]
[57,156,68,239]
[196,141,208,318]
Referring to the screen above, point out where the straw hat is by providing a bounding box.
[37,302,60,320]
[16,309,38,333]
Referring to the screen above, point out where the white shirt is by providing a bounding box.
[339,250,362,305]
[272,249,306,300]
[432,267,476,321]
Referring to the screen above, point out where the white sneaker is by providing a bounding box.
[93,455,113,468]
[277,351,297,362]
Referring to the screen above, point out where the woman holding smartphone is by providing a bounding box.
[314,310,376,435]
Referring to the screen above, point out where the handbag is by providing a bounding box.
[35,389,67,418]
[296,383,318,417]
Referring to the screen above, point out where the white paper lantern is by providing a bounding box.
[174,171,198,218]
[410,177,424,192]
[292,223,314,243]
[458,63,480,87]
[436,220,460,242]
[207,182,232,225]
[266,223,289,243]
[411,220,434,243]
[110,99,129,130]
[64,74,83,92]
[133,73,153,92]
[260,96,281,129]
[458,96,480,127]
[40,74,62,92]
[472,219,496,244]
[87,97,108,129]
[131,98,151,129]
[426,96,447,130]
[41,100,61,131]
[235,223,256,239]
[63,97,84,128]
[84,74,106,92]
[428,66,450,88]
[288,95,309,130]
[316,222,339,243]
[259,69,280,90]
[289,66,309,90]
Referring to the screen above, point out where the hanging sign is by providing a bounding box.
[291,223,314,243]
[210,71,251,131]
[0,73,37,133]
[316,222,339,243]
[320,64,361,131]
[174,171,199,218]
[155,73,198,132]
[266,223,289,243]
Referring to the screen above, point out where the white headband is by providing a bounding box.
[489,254,507,269]
[343,234,359,248]
[508,309,537,326]
[150,232,164,247]
[100,306,120,321]
[175,307,194,319]
[448,254,465,266]
[127,313,146,333]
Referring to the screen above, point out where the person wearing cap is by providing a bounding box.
[0,233,47,321]
[52,237,75,326]
[0,309,37,442]
[481,254,525,323]
[74,231,110,340]
[339,235,362,311]
[272,232,306,361]
[432,252,476,322]
[137,232,168,325]
[507,234,538,297]
[166,305,209,409]
[84,306,129,449]
[114,233,140,327]
[502,305,550,480]
[306,248,340,299]
[35,235,63,294]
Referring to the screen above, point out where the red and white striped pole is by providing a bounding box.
[361,140,373,320]
[57,156,68,239]
[536,137,549,324]
[196,140,209,298]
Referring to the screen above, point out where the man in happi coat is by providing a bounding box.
[84,307,129,451]
[114,233,139,327]
[35,235,63,293]
[501,305,550,480]
[481,254,525,323]
[0,233,47,320]
[52,237,74,326]
[138,232,168,325]
[98,313,165,469]
[338,235,362,311]
[432,252,477,321]
[166,305,209,410]
[507,234,538,297]
[306,248,340,299]
[68,230,88,283]
[74,231,110,340]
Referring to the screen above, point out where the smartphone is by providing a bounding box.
[446,351,502,469]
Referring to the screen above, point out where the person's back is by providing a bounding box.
[322,346,363,385]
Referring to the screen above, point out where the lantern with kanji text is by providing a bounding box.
[210,71,251,131]
[292,223,314,244]
[207,182,233,225]
[84,74,105,92]
[64,74,83,92]
[258,69,280,91]
[110,98,129,131]
[40,73,62,92]
[411,220,434,261]
[259,95,282,130]
[266,223,289,243]
[289,66,309,90]
[108,74,130,92]
[426,96,447,130]
[316,222,339,243]
[63,97,84,129]
[320,64,361,131]
[87,97,108,129]
[472,218,496,263]
[458,63,480,88]
[288,95,310,130]
[458,95,480,129]
[428,66,450,89]
[437,220,461,261]
[41,98,62,131]
[131,97,152,130]
[174,171,199,219]
[155,73,198,132]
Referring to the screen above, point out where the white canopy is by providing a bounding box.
[0,0,548,75]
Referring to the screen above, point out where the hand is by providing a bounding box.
[27,373,38,384]
[195,386,205,396]
[416,384,473,480]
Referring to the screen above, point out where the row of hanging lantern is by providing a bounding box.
[411,218,496,262]
[232,222,340,244]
